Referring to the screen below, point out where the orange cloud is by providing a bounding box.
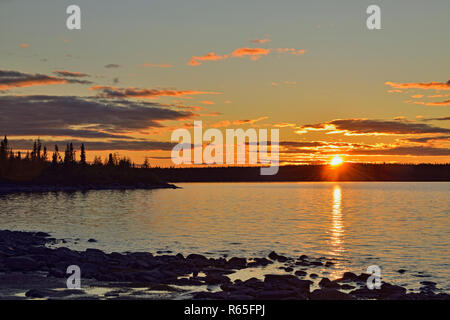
[141,63,172,68]
[90,86,220,99]
[425,99,450,106]
[276,48,306,55]
[385,80,450,91]
[189,45,305,66]
[54,70,89,77]
[296,118,450,136]
[233,116,268,125]
[250,38,271,44]
[405,99,450,106]
[200,100,215,105]
[188,52,225,66]
[0,69,67,90]
[211,120,231,128]
[231,47,270,59]
[20,43,29,48]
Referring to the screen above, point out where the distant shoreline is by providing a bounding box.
[155,163,450,183]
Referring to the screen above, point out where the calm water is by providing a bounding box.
[1,182,449,291]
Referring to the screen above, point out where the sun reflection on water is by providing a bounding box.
[329,185,345,278]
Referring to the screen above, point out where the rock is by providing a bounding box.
[310,261,323,266]
[357,273,371,282]
[186,254,209,267]
[319,278,341,289]
[204,273,231,285]
[335,271,358,282]
[87,238,97,243]
[298,255,308,260]
[340,284,356,290]
[310,288,355,300]
[175,253,184,260]
[350,283,407,300]
[397,269,407,274]
[284,267,293,272]
[295,270,307,277]
[5,256,40,271]
[268,251,288,262]
[25,288,56,298]
[227,257,247,269]
[420,281,436,287]
[247,257,272,267]
[47,268,65,278]
[380,283,407,298]
[349,287,380,299]
[309,273,318,279]
[264,274,311,293]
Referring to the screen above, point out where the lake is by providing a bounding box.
[0,182,448,292]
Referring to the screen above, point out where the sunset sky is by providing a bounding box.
[1,0,449,165]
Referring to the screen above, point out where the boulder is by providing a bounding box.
[310,288,355,300]
[5,256,40,271]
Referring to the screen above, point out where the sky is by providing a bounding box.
[1,0,449,165]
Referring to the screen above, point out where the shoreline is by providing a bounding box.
[0,230,448,300]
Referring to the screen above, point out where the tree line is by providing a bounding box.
[0,136,135,168]
[0,136,163,186]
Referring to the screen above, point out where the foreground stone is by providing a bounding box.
[0,230,449,300]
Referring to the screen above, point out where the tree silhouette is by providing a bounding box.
[80,143,86,165]
[52,145,59,166]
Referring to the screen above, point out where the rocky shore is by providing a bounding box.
[0,230,448,300]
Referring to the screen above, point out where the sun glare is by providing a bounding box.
[330,155,344,166]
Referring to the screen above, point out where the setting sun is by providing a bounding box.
[330,155,344,166]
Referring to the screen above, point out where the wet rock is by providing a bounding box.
[227,257,247,269]
[397,269,407,274]
[47,268,65,278]
[268,251,288,262]
[309,273,318,279]
[295,270,307,277]
[298,255,308,261]
[148,284,185,292]
[310,288,355,300]
[295,260,310,266]
[284,267,293,272]
[340,284,356,290]
[172,277,204,286]
[325,261,334,267]
[5,256,40,271]
[356,273,371,282]
[203,273,231,285]
[380,283,407,298]
[319,278,341,289]
[335,272,358,282]
[350,283,407,300]
[247,257,272,267]
[310,261,323,266]
[175,253,184,260]
[25,288,57,298]
[186,254,209,267]
[264,274,311,294]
